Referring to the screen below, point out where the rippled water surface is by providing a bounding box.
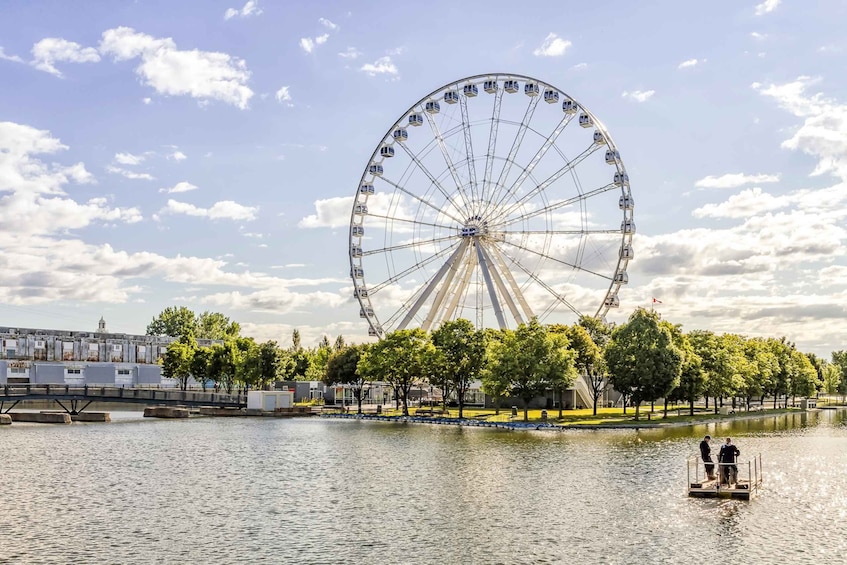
[2,410,846,564]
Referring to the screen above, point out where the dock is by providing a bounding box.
[687,453,763,500]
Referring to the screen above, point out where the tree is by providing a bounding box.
[788,349,817,402]
[487,319,576,422]
[306,341,332,382]
[832,351,847,401]
[147,306,198,338]
[558,322,604,416]
[291,329,302,351]
[358,329,433,416]
[190,346,213,391]
[333,335,346,352]
[689,330,724,413]
[481,329,510,415]
[162,334,197,391]
[242,341,294,390]
[325,344,368,413]
[431,318,486,419]
[196,311,240,340]
[669,331,705,416]
[604,308,682,420]
[210,340,241,394]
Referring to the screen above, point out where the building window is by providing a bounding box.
[10,367,27,374]
[117,369,131,375]
[66,368,82,374]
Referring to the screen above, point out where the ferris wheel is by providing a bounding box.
[350,73,634,338]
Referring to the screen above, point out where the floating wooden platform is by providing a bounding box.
[688,478,758,500]
[687,453,762,500]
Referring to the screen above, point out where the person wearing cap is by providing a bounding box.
[699,435,715,480]
[718,437,741,485]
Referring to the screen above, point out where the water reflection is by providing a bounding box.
[0,411,846,563]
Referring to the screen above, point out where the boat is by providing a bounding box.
[687,453,763,500]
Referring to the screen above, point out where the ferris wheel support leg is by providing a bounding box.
[478,242,524,325]
[441,249,477,325]
[421,239,471,331]
[398,241,469,330]
[475,242,507,329]
[488,243,534,321]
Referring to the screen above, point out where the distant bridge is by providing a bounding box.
[0,384,246,414]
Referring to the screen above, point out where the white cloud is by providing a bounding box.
[168,150,187,161]
[319,17,338,30]
[750,31,768,40]
[114,152,144,166]
[695,172,780,189]
[105,165,155,181]
[159,199,258,221]
[299,38,316,53]
[755,77,847,180]
[359,56,398,76]
[224,0,262,20]
[570,63,588,71]
[275,85,292,103]
[754,0,780,15]
[99,27,253,109]
[678,58,700,69]
[338,47,362,59]
[142,97,152,105]
[533,33,571,57]
[159,181,198,194]
[621,90,655,103]
[692,187,790,219]
[30,38,100,77]
[0,46,24,63]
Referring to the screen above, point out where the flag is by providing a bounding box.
[652,297,662,304]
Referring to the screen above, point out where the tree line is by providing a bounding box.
[150,306,847,418]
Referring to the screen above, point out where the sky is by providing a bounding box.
[1,0,846,356]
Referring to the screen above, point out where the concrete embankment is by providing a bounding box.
[0,414,11,425]
[39,411,111,422]
[9,412,72,424]
[143,406,189,418]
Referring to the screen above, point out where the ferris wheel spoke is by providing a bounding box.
[459,95,478,205]
[491,181,617,231]
[490,142,604,224]
[377,176,466,226]
[366,211,456,232]
[440,246,477,325]
[477,242,525,327]
[491,241,582,317]
[362,234,459,257]
[394,140,470,220]
[397,240,471,330]
[496,238,613,280]
[497,228,623,236]
[486,94,541,218]
[423,111,474,214]
[490,113,575,214]
[368,240,461,295]
[481,87,504,204]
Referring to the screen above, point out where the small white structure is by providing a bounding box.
[247,390,294,412]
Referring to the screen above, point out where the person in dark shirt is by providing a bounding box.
[699,435,715,480]
[718,437,741,485]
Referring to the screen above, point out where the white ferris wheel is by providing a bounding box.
[350,73,634,338]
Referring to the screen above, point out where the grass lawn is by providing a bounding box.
[371,405,804,427]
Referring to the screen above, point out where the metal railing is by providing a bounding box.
[0,384,246,407]
[688,453,763,497]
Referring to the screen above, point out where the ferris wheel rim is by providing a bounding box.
[349,72,634,338]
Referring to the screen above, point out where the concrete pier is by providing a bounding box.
[198,407,246,417]
[10,412,72,424]
[0,414,11,425]
[144,406,190,418]
[40,411,111,422]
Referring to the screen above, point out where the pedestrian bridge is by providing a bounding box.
[0,384,246,414]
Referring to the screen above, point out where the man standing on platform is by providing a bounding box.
[699,435,715,480]
[718,437,741,485]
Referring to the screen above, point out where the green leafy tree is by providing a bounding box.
[481,329,510,415]
[306,341,332,382]
[210,340,241,394]
[325,344,368,413]
[832,351,847,401]
[333,335,346,351]
[291,329,302,351]
[689,330,726,412]
[190,346,213,391]
[431,318,486,419]
[666,330,704,416]
[604,308,682,420]
[559,322,604,416]
[487,319,576,422]
[242,341,294,390]
[788,349,817,402]
[196,311,241,340]
[147,306,198,338]
[162,334,197,390]
[358,329,434,416]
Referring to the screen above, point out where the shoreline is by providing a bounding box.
[321,407,824,431]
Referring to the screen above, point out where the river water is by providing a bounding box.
[1,410,846,564]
